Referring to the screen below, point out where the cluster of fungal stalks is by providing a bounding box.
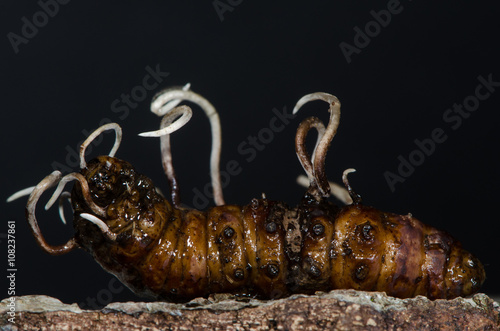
[9,86,485,301]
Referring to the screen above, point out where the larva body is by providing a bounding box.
[71,155,484,301]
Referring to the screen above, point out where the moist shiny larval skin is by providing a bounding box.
[71,155,485,302]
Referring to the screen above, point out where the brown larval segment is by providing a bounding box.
[211,206,247,293]
[68,156,485,301]
[244,199,289,299]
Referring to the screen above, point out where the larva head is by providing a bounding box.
[71,156,170,266]
[75,155,138,206]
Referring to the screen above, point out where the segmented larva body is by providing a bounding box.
[16,88,485,302]
[71,155,484,301]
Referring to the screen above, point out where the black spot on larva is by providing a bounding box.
[266,222,277,233]
[353,263,369,282]
[223,226,235,238]
[312,223,325,236]
[362,222,373,241]
[309,265,321,278]
[234,268,244,280]
[266,264,279,278]
[342,241,352,257]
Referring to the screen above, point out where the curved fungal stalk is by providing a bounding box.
[150,83,191,116]
[79,123,123,169]
[45,173,106,217]
[141,87,225,207]
[79,213,117,241]
[342,168,362,204]
[6,186,36,203]
[296,175,352,205]
[295,116,326,196]
[293,93,341,198]
[26,171,78,255]
[138,105,193,138]
[139,106,193,207]
[58,191,72,225]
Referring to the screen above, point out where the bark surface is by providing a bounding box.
[1,290,499,330]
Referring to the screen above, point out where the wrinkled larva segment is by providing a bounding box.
[325,205,486,299]
[70,156,485,302]
[208,205,247,295]
[328,205,387,293]
[245,199,288,299]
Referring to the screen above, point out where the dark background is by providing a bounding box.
[1,1,499,307]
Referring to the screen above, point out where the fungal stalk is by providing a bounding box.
[25,171,78,255]
[342,168,362,204]
[293,92,341,199]
[296,175,352,205]
[139,105,193,207]
[45,172,106,217]
[80,213,117,241]
[57,191,72,225]
[79,123,122,169]
[295,116,326,197]
[140,86,225,207]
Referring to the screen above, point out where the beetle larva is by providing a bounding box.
[13,87,485,301]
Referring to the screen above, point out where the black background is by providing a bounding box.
[1,1,499,307]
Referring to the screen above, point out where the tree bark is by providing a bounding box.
[1,290,499,330]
